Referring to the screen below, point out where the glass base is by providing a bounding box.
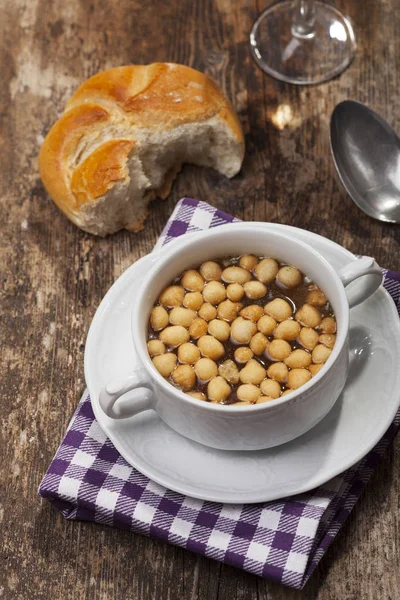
[250,0,356,85]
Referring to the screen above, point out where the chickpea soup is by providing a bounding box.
[147,255,337,406]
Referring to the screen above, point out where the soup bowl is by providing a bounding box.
[99,223,382,450]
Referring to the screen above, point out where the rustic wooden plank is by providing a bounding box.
[0,0,399,598]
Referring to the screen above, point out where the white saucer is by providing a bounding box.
[85,224,400,503]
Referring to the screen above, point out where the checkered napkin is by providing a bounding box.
[39,198,400,589]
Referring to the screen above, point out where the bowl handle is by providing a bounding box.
[99,370,154,419]
[339,257,382,309]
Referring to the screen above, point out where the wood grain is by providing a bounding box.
[0,0,399,598]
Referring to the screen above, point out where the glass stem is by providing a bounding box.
[292,0,316,38]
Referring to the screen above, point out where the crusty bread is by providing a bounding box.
[39,63,245,236]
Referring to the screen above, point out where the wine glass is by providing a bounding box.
[250,0,356,85]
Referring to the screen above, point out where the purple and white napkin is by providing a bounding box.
[39,198,400,589]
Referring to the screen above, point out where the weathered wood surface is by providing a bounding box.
[1,0,399,598]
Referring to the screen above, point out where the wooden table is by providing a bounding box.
[1,0,399,597]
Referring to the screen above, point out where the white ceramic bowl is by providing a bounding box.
[99,223,382,451]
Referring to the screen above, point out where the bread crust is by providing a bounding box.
[39,63,244,235]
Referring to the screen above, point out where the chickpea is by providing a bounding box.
[172,364,196,391]
[152,353,177,377]
[298,327,319,351]
[189,318,208,339]
[277,266,303,288]
[183,292,204,311]
[197,335,225,360]
[221,266,252,285]
[319,317,337,334]
[284,349,312,369]
[181,269,204,292]
[178,343,201,364]
[218,360,240,384]
[319,334,336,349]
[268,339,292,361]
[234,347,254,364]
[169,307,196,327]
[200,261,222,282]
[239,359,267,385]
[267,362,289,383]
[159,325,189,347]
[307,287,327,307]
[203,281,226,305]
[151,258,337,408]
[254,258,279,283]
[243,280,267,300]
[150,306,169,331]
[147,339,166,357]
[264,298,293,322]
[187,391,207,401]
[231,401,251,407]
[287,368,312,390]
[198,303,218,321]
[257,396,275,404]
[257,315,277,336]
[295,304,322,328]
[312,344,332,364]
[227,283,244,302]
[207,376,231,403]
[274,319,301,341]
[217,300,242,322]
[237,384,261,403]
[260,378,281,399]
[208,319,231,342]
[240,305,264,323]
[159,285,185,308]
[231,317,257,344]
[250,332,269,355]
[309,363,324,377]
[194,357,218,381]
[239,254,258,271]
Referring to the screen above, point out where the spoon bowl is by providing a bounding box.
[330,100,400,223]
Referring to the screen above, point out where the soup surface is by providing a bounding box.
[147,255,337,405]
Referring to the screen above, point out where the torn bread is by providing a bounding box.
[39,63,245,236]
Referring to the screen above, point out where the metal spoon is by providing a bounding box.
[330,100,400,223]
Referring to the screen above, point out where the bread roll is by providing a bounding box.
[39,63,244,236]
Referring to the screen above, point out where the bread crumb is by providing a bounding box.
[188,81,202,89]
